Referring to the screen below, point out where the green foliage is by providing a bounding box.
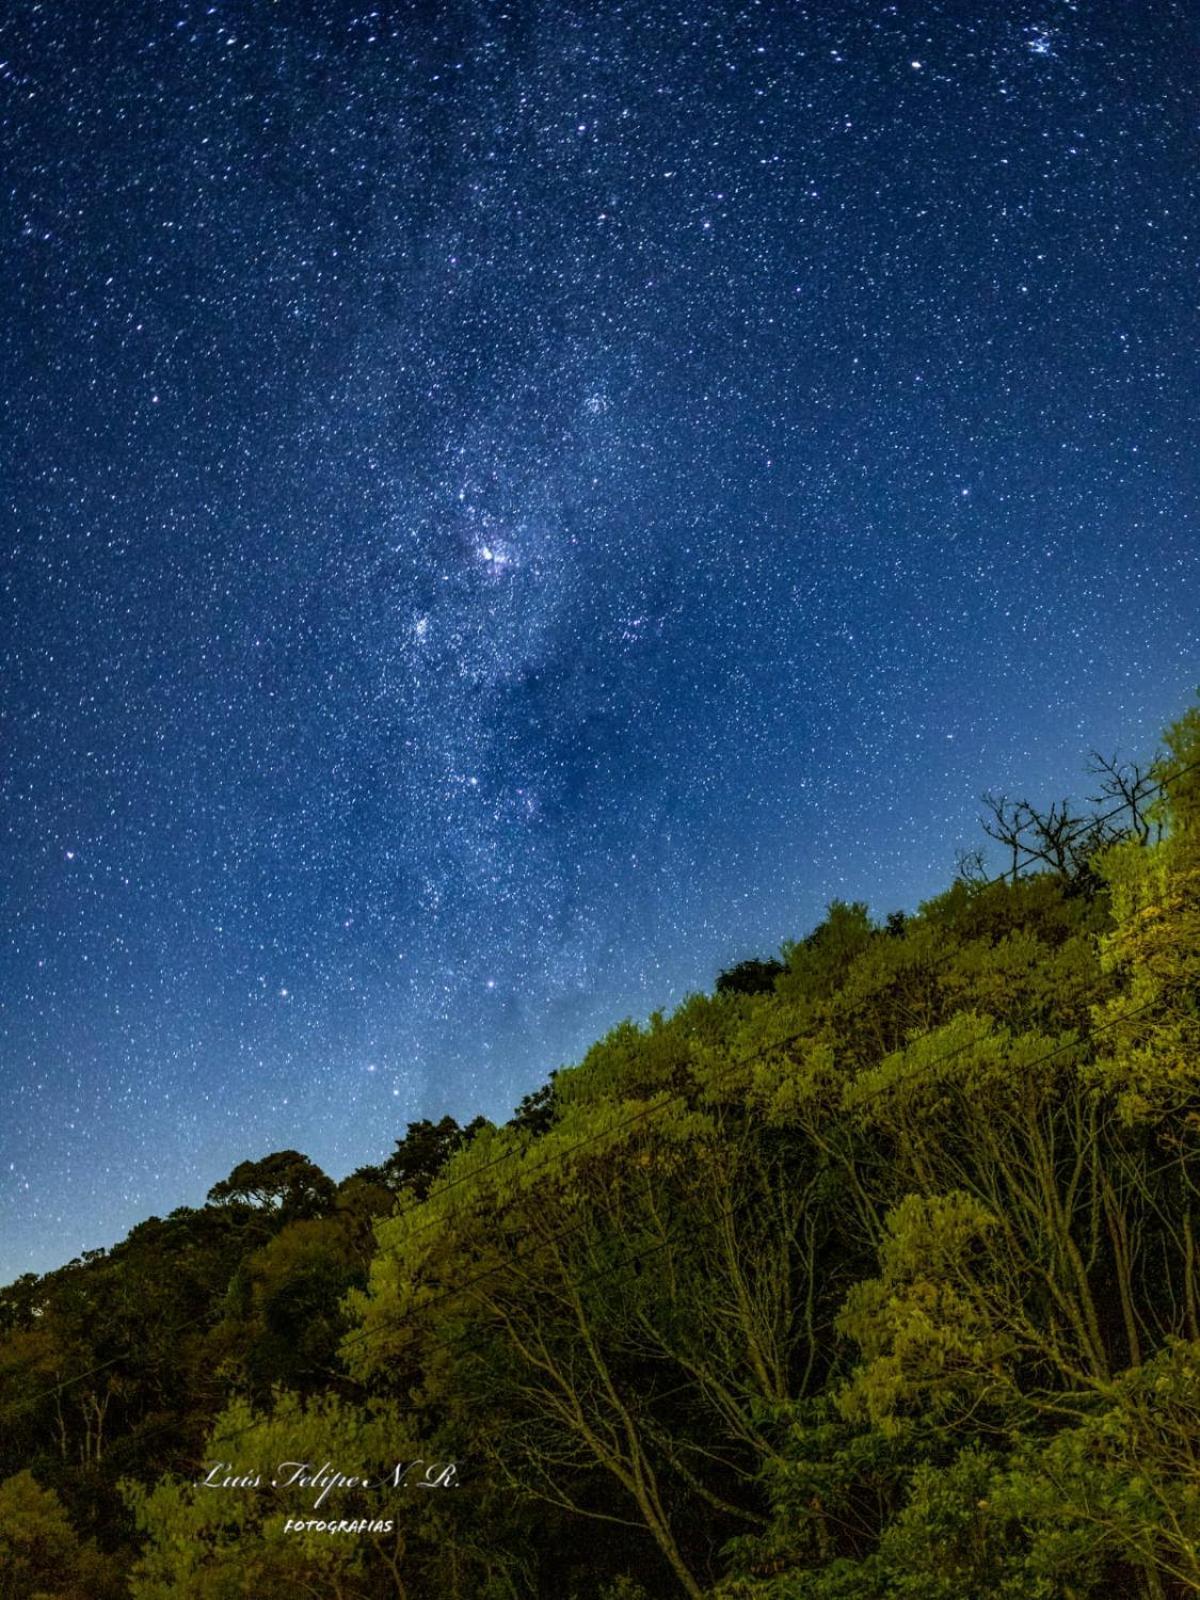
[123,1393,428,1599]
[716,958,786,997]
[381,1114,492,1199]
[836,1192,1008,1436]
[205,1149,337,1219]
[4,704,1200,1596]
[0,1470,122,1599]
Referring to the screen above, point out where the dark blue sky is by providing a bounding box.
[1,0,1197,1279]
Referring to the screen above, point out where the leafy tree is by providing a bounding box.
[716,958,786,997]
[3,702,1200,1597]
[206,1150,336,1220]
[508,1076,559,1136]
[0,1470,121,1599]
[123,1390,523,1599]
[382,1116,491,1200]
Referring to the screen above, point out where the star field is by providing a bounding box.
[1,0,1197,1277]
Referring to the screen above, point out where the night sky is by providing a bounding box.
[2,1,1197,1280]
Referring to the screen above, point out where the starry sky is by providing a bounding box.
[1,0,1197,1280]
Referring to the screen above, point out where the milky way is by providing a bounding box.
[2,0,1197,1277]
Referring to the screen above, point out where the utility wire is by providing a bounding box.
[131,978,1179,1467]
[4,756,1196,1427]
[374,753,1200,1256]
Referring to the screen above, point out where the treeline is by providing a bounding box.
[2,705,1199,1598]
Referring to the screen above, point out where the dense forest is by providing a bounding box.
[3,701,1200,1599]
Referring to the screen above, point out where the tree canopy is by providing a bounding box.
[3,702,1199,1598]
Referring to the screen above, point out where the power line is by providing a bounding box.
[4,756,1195,1428]
[373,753,1200,1260]
[129,980,1179,1466]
